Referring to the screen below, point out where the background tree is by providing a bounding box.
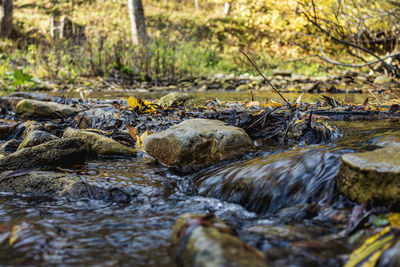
[128,0,148,45]
[0,0,13,38]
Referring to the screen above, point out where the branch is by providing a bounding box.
[302,4,400,77]
[239,50,293,111]
[317,37,400,68]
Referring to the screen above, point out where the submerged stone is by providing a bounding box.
[18,130,58,150]
[0,138,88,171]
[143,119,254,168]
[15,99,78,119]
[0,171,114,200]
[63,127,135,157]
[171,213,268,267]
[337,147,400,203]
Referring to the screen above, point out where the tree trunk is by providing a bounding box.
[0,0,13,38]
[224,1,232,17]
[128,0,148,45]
[194,0,198,11]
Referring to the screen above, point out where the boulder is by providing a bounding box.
[155,92,193,108]
[337,147,400,203]
[143,119,254,168]
[0,138,88,171]
[171,213,268,267]
[0,170,124,200]
[63,127,135,157]
[17,130,58,150]
[15,99,78,119]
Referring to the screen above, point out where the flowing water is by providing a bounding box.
[0,117,399,266]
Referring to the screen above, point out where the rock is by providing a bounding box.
[9,92,53,101]
[0,96,24,112]
[143,119,254,168]
[18,130,58,150]
[0,139,22,153]
[337,147,400,203]
[0,170,120,200]
[374,75,392,85]
[272,69,292,77]
[235,82,258,91]
[63,127,135,157]
[0,138,88,171]
[76,106,120,129]
[0,120,19,139]
[171,213,268,267]
[371,132,400,148]
[15,99,79,119]
[247,225,315,241]
[155,92,193,108]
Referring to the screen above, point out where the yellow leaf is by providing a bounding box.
[127,96,143,111]
[344,226,395,267]
[9,225,22,246]
[136,129,152,148]
[389,213,400,228]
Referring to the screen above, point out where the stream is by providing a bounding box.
[0,94,399,266]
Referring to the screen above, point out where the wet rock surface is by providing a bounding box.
[0,171,111,199]
[171,213,268,267]
[155,92,193,108]
[0,138,88,171]
[15,99,79,119]
[18,130,58,150]
[337,146,400,203]
[144,118,254,168]
[63,127,135,157]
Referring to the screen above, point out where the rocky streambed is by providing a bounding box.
[0,91,400,266]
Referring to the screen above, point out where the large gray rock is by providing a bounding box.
[63,127,135,157]
[337,147,400,203]
[172,213,268,267]
[18,130,58,150]
[0,138,88,171]
[76,106,119,129]
[15,99,78,119]
[143,119,254,168]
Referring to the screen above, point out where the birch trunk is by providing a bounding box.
[0,0,13,37]
[128,0,148,45]
[224,1,232,17]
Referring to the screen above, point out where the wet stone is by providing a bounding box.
[0,170,117,200]
[0,139,22,153]
[0,96,25,112]
[143,119,254,168]
[337,147,400,203]
[76,106,120,130]
[63,127,135,157]
[171,213,268,267]
[18,130,58,150]
[15,99,79,119]
[0,138,88,171]
[9,92,54,102]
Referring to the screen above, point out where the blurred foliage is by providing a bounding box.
[0,0,398,89]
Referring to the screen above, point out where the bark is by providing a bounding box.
[194,0,199,11]
[128,0,148,45]
[0,0,13,38]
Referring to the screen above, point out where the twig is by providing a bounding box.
[239,50,293,111]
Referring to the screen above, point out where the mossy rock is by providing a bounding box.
[63,127,135,157]
[171,213,268,267]
[155,92,193,108]
[337,147,400,203]
[15,99,78,119]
